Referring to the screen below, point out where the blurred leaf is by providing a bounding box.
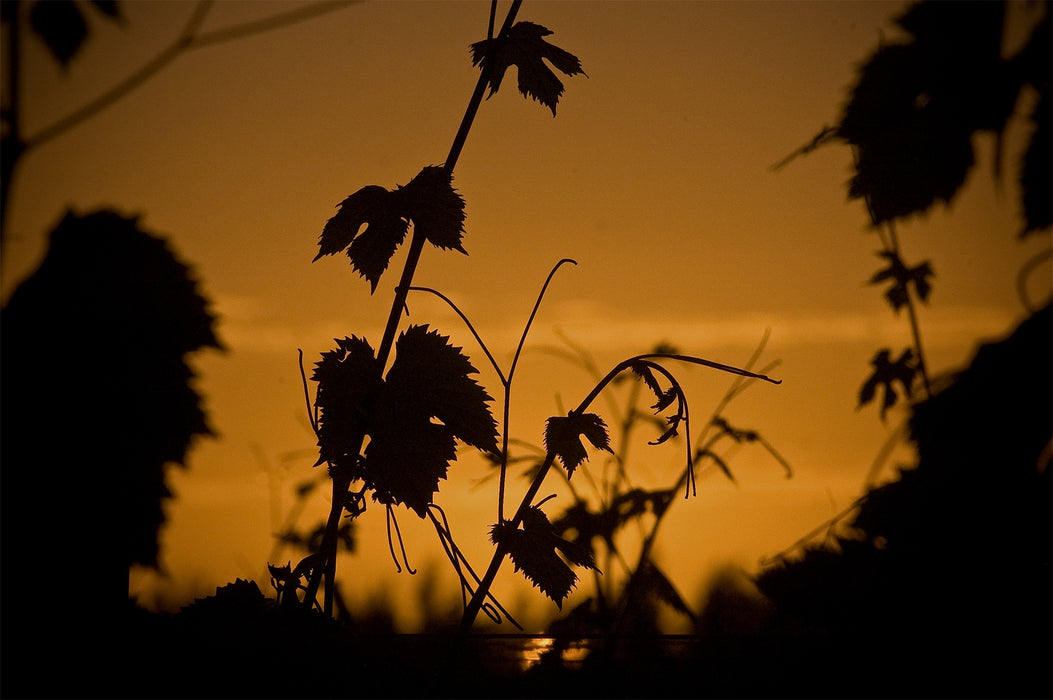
[545,412,611,478]
[859,348,917,421]
[638,559,695,620]
[30,0,88,66]
[491,505,597,608]
[315,167,466,292]
[695,448,736,484]
[551,487,676,549]
[1019,87,1051,236]
[868,250,934,312]
[88,0,123,22]
[470,21,585,115]
[836,1,1019,224]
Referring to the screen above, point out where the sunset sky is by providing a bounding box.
[4,0,1048,632]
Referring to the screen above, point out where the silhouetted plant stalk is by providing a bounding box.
[297,0,781,632]
[301,0,522,615]
[459,351,780,631]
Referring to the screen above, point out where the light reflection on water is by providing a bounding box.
[515,635,591,671]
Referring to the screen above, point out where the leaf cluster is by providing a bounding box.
[314,166,467,292]
[312,325,498,517]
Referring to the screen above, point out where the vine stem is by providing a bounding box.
[304,0,522,616]
[884,221,932,398]
[459,353,779,631]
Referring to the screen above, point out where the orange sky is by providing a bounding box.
[4,0,1049,632]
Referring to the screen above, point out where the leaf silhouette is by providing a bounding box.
[315,167,466,292]
[311,335,383,471]
[311,326,496,516]
[544,412,611,478]
[630,360,677,413]
[365,325,498,516]
[859,348,918,420]
[638,558,695,620]
[29,0,122,67]
[491,505,597,608]
[836,2,1012,224]
[551,487,675,550]
[470,21,585,116]
[868,250,933,312]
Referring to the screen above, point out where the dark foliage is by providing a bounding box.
[29,0,123,67]
[544,411,611,478]
[491,504,597,608]
[314,166,466,292]
[834,1,1051,233]
[756,304,1053,697]
[0,209,221,697]
[312,325,498,517]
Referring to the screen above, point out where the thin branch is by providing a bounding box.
[24,1,215,151]
[23,1,357,152]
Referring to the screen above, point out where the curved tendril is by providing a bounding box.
[297,349,320,435]
[403,285,506,385]
[385,504,416,575]
[426,505,522,629]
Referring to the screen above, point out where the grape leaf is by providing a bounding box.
[362,325,498,516]
[868,251,934,312]
[400,166,467,252]
[314,167,466,292]
[544,412,611,478]
[383,325,498,455]
[311,335,383,472]
[469,21,585,116]
[859,348,918,421]
[491,505,597,608]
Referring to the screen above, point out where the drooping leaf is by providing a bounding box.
[638,558,695,621]
[311,336,383,471]
[859,348,918,421]
[694,448,736,485]
[868,250,934,312]
[544,412,611,478]
[630,360,677,413]
[470,21,585,116]
[491,505,597,608]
